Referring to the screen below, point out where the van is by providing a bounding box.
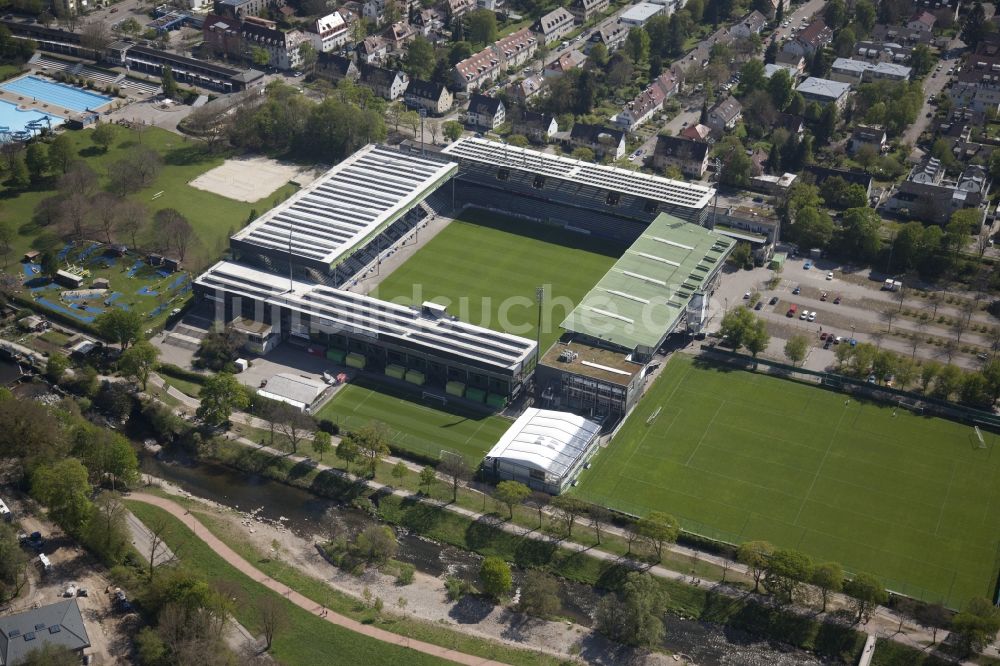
[38,554,52,573]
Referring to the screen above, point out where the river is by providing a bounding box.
[140,452,827,666]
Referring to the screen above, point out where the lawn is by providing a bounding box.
[315,376,510,464]
[126,502,449,666]
[371,209,625,353]
[574,354,1000,608]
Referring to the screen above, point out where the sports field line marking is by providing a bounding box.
[934,460,958,537]
[619,363,692,471]
[793,404,850,527]
[462,419,488,447]
[685,401,724,467]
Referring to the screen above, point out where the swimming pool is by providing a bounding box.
[0,76,113,113]
[0,99,62,135]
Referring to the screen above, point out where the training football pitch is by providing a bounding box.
[372,209,625,352]
[575,354,1000,607]
[315,377,510,465]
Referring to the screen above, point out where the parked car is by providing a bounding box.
[803,261,812,270]
[833,295,841,305]
[792,286,801,295]
[799,310,809,320]
[743,291,751,299]
[769,296,779,305]
[807,312,816,322]
[820,291,828,301]
[754,301,763,310]
[826,271,834,280]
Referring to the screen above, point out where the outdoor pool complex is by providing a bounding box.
[0,76,113,112]
[0,99,61,135]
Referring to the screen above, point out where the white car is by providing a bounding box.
[807,312,816,322]
[799,310,809,320]
[826,271,834,280]
[744,291,752,299]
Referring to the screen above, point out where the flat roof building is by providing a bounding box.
[481,407,602,494]
[230,145,457,275]
[796,76,852,109]
[258,373,327,411]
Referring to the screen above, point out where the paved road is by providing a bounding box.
[125,509,176,568]
[901,38,965,150]
[770,0,829,42]
[127,493,510,666]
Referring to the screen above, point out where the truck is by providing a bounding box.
[882,279,902,292]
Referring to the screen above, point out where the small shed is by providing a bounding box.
[107,244,128,257]
[54,270,84,288]
[163,258,181,272]
[18,315,46,332]
[257,373,326,411]
[92,277,110,290]
[23,250,40,263]
[147,254,163,267]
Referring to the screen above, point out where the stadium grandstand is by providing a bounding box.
[194,260,537,403]
[441,137,715,240]
[536,214,734,419]
[230,145,457,284]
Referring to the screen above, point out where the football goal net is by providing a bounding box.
[646,406,662,426]
[975,425,987,449]
[423,391,447,407]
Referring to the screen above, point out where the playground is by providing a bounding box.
[22,241,192,326]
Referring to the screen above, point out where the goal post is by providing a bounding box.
[422,391,447,406]
[975,425,987,449]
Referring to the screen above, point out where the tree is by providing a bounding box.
[625,27,650,64]
[571,147,595,162]
[119,340,159,391]
[389,460,407,484]
[95,308,143,349]
[550,494,587,537]
[636,511,679,561]
[25,142,48,182]
[196,372,249,427]
[719,147,752,187]
[0,523,28,601]
[466,9,497,45]
[480,556,512,600]
[719,307,762,351]
[811,562,843,612]
[916,601,951,644]
[738,540,773,593]
[82,491,130,565]
[517,569,560,618]
[763,549,812,603]
[931,364,963,401]
[404,36,434,80]
[443,120,463,142]
[161,64,179,99]
[46,353,69,383]
[10,154,29,189]
[31,458,92,535]
[784,335,809,366]
[251,46,271,68]
[355,525,398,564]
[494,480,530,519]
[814,103,838,146]
[297,41,318,76]
[744,319,770,360]
[91,122,116,152]
[18,644,78,666]
[438,452,470,502]
[595,572,668,647]
[80,19,111,50]
[154,208,194,262]
[961,1,989,48]
[419,465,436,493]
[791,208,834,250]
[739,59,766,96]
[589,504,612,545]
[256,594,288,651]
[115,200,147,249]
[590,42,609,67]
[336,436,359,470]
[909,44,934,77]
[844,572,887,624]
[951,597,1000,656]
[269,402,314,455]
[528,491,549,529]
[312,430,331,461]
[768,69,793,111]
[0,219,12,267]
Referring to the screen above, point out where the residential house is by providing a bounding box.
[750,172,798,195]
[756,0,779,19]
[478,0,503,10]
[706,96,742,133]
[731,10,767,39]
[453,28,537,91]
[776,112,805,136]
[774,51,807,75]
[215,0,279,20]
[588,21,629,52]
[764,63,800,80]
[362,0,386,23]
[315,52,360,81]
[203,13,242,58]
[849,125,887,154]
[949,41,1000,114]
[446,0,475,18]
[534,7,575,45]
[241,17,307,71]
[871,23,934,46]
[411,9,443,37]
[357,35,388,63]
[611,70,678,132]
[467,93,505,129]
[359,62,409,99]
[308,11,349,52]
[404,78,453,115]
[795,77,851,109]
[620,2,663,27]
[0,600,91,666]
[830,57,911,85]
[783,19,832,57]
[385,21,415,51]
[543,49,586,77]
[508,74,545,101]
[679,123,712,141]
[907,11,936,34]
[804,165,874,197]
[853,40,914,64]
[653,135,710,177]
[569,0,608,23]
[884,159,990,224]
[567,123,626,160]
[515,110,558,143]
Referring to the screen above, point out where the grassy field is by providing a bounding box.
[126,502,449,665]
[315,376,509,464]
[372,209,624,353]
[575,354,1000,608]
[4,126,298,273]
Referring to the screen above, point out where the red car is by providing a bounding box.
[820,332,828,340]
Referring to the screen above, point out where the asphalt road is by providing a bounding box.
[901,38,966,150]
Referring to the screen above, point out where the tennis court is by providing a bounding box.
[575,354,1000,607]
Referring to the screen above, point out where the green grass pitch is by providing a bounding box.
[575,354,1000,608]
[315,377,511,465]
[371,209,626,352]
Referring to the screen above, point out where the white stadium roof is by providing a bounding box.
[231,145,457,267]
[442,137,714,211]
[484,408,601,481]
[195,261,536,373]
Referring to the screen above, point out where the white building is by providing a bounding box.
[619,2,663,26]
[309,12,350,53]
[481,408,602,494]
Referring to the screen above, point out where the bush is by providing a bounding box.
[318,419,340,435]
[395,562,415,585]
[445,575,473,601]
[156,363,208,385]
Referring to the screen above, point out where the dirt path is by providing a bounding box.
[127,492,511,666]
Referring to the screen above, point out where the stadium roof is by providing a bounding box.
[442,137,714,211]
[231,145,457,267]
[195,261,536,373]
[0,599,91,666]
[560,214,735,351]
[484,408,601,481]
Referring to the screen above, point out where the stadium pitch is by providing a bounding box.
[315,377,510,465]
[372,209,625,352]
[575,354,1000,607]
